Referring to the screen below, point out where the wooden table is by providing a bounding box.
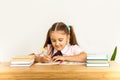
[0,61,120,80]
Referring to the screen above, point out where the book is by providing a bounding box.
[87,60,109,63]
[10,55,35,67]
[87,54,110,67]
[87,54,108,60]
[86,63,110,67]
[10,62,34,67]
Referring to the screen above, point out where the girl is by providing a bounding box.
[34,22,87,63]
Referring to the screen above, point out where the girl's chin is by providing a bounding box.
[55,48,62,51]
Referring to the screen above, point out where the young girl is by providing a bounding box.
[34,22,87,63]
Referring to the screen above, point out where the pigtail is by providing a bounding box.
[43,29,54,55]
[43,29,51,48]
[69,25,79,45]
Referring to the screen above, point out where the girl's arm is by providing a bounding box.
[29,53,51,63]
[29,53,41,63]
[35,54,52,63]
[53,52,87,62]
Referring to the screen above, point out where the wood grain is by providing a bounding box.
[0,61,120,80]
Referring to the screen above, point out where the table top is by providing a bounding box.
[0,61,120,80]
[0,61,120,72]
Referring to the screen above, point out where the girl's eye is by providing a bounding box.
[59,39,63,42]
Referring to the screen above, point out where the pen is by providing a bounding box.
[41,47,48,56]
[41,48,46,53]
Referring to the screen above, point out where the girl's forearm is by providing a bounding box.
[63,52,87,62]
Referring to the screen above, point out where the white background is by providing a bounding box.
[0,0,119,62]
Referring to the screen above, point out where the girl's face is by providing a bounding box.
[50,31,70,51]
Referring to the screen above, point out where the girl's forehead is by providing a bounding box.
[50,31,67,38]
[50,31,66,35]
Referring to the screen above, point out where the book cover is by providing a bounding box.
[87,54,108,60]
[86,63,110,67]
[10,55,35,67]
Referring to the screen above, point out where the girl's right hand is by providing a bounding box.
[42,55,51,63]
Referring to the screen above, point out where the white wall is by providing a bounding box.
[0,0,119,62]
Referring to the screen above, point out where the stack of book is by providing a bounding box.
[87,54,110,67]
[10,55,35,67]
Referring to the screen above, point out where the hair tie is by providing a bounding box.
[66,25,70,33]
[66,25,70,29]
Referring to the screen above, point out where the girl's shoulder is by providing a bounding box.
[69,44,83,54]
[69,44,80,49]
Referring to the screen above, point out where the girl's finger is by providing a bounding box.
[52,56,61,62]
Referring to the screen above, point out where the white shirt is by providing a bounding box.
[39,44,83,57]
[53,44,83,56]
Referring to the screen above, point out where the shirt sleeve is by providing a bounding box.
[72,45,83,55]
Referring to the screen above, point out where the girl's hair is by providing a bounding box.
[44,22,79,48]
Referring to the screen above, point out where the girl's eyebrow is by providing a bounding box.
[58,38,63,40]
[51,38,63,40]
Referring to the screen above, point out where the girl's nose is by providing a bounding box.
[55,41,59,46]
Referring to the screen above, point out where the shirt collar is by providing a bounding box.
[53,44,70,54]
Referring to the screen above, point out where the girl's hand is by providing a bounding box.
[29,53,39,63]
[42,55,52,63]
[52,56,65,62]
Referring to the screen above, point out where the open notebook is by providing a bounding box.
[35,61,86,65]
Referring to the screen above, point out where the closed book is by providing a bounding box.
[10,55,35,67]
[87,54,108,60]
[11,59,34,65]
[12,55,35,59]
[87,60,109,63]
[10,62,34,67]
[87,63,110,67]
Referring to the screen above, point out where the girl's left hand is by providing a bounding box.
[52,56,65,62]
